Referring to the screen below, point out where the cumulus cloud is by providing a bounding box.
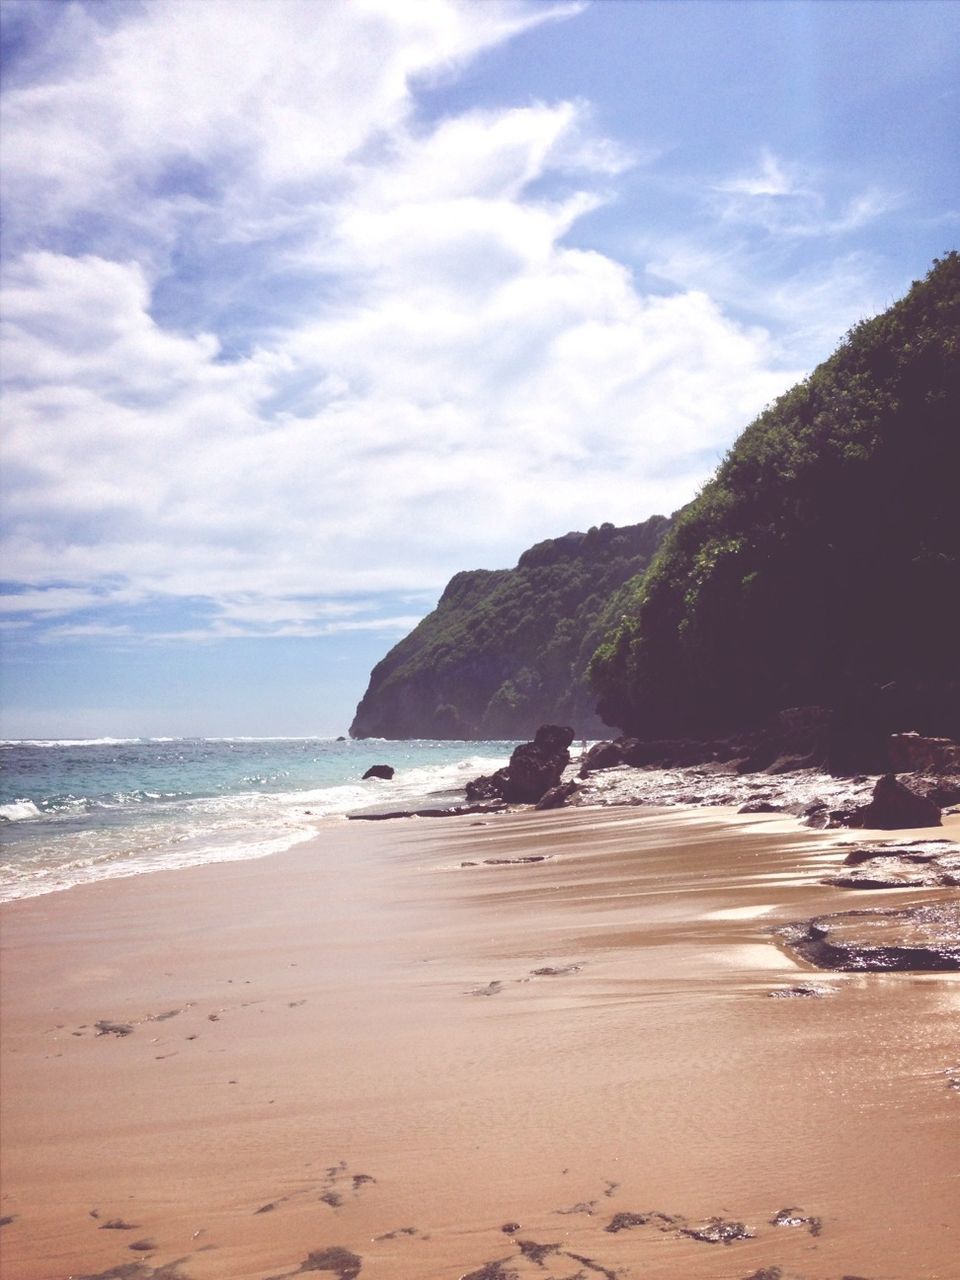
[2,0,813,643]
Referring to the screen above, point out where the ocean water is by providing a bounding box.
[0,737,517,901]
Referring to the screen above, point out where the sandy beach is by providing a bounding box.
[2,805,958,1280]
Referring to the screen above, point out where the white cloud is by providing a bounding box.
[1,1,811,643]
[718,149,802,199]
[711,149,899,241]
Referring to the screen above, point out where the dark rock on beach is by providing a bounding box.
[290,1247,363,1278]
[776,900,960,971]
[680,1217,754,1244]
[95,1020,135,1037]
[361,764,394,780]
[578,738,635,777]
[827,840,960,889]
[459,1261,519,1280]
[847,773,941,829]
[534,779,580,809]
[889,732,960,773]
[770,1205,822,1235]
[348,802,506,821]
[70,1263,192,1280]
[466,725,574,805]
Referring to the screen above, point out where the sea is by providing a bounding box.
[0,737,518,902]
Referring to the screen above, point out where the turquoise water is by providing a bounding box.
[0,737,517,900]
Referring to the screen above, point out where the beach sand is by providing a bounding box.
[1,806,958,1280]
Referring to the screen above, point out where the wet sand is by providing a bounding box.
[1,806,958,1280]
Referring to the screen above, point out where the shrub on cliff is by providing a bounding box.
[591,252,960,740]
[350,517,670,739]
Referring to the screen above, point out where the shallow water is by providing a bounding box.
[0,737,516,899]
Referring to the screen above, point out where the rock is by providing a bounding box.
[535,780,580,810]
[293,1247,362,1279]
[467,725,574,805]
[776,900,960,971]
[909,773,960,808]
[362,764,394,780]
[767,984,832,998]
[680,1218,754,1244]
[348,802,506,821]
[801,802,858,829]
[465,773,507,803]
[336,735,347,741]
[578,739,634,778]
[737,800,782,814]
[848,773,941,829]
[826,840,960,889]
[770,1206,822,1236]
[889,732,960,773]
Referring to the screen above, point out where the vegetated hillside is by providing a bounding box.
[591,252,960,749]
[350,517,671,740]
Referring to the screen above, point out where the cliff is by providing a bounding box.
[591,252,960,748]
[350,516,671,739]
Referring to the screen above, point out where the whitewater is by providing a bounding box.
[0,736,517,901]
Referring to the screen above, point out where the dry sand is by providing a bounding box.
[1,806,958,1280]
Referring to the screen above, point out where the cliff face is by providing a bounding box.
[591,253,960,743]
[352,254,959,749]
[350,517,671,740]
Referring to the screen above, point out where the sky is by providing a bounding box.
[1,0,958,738]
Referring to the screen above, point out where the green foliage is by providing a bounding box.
[350,516,671,738]
[591,252,960,736]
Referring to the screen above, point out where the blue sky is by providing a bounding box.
[1,0,957,738]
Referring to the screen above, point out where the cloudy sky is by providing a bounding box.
[1,0,958,737]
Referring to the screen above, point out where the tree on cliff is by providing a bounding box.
[590,252,960,741]
[350,517,671,739]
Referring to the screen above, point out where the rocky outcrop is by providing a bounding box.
[776,900,960,970]
[350,516,671,739]
[826,840,960,889]
[467,725,575,805]
[535,780,581,810]
[889,732,960,773]
[848,773,941,829]
[576,709,909,780]
[362,764,395,780]
[578,738,634,777]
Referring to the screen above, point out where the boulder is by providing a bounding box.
[535,780,581,810]
[888,732,960,773]
[466,725,574,805]
[848,773,941,829]
[362,764,395,781]
[465,772,507,803]
[578,738,634,778]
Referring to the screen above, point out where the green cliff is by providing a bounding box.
[591,252,960,743]
[350,517,671,739]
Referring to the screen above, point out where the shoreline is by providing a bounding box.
[1,804,958,1279]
